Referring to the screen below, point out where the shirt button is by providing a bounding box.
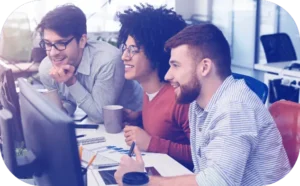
[199,128,202,132]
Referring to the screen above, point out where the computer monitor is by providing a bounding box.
[0,61,23,142]
[18,78,84,186]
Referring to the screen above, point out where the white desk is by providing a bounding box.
[254,61,300,78]
[254,61,300,104]
[4,124,191,186]
[7,103,189,185]
[76,124,193,186]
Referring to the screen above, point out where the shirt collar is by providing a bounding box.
[204,75,235,112]
[76,45,91,75]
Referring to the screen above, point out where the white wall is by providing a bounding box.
[258,0,278,64]
[231,0,257,68]
[175,0,211,20]
[175,0,195,19]
[211,0,233,47]
[279,7,300,60]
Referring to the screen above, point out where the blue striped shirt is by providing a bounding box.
[189,75,291,186]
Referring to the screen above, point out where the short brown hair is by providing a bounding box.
[165,24,231,79]
[36,4,87,42]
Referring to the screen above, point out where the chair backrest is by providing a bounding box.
[260,33,297,63]
[269,100,300,168]
[232,73,268,103]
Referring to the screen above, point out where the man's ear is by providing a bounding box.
[79,34,87,49]
[198,58,212,77]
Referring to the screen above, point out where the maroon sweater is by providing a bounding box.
[142,84,193,170]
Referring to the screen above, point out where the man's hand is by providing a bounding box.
[123,108,140,122]
[61,104,69,114]
[114,146,145,186]
[124,126,152,151]
[49,65,76,86]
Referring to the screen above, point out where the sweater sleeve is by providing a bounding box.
[126,111,143,127]
[147,104,193,170]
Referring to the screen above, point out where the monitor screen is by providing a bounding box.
[18,78,84,186]
[0,61,23,142]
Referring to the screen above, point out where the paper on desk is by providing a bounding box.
[81,148,119,168]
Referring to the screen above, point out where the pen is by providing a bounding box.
[128,141,135,157]
[79,145,83,161]
[86,154,97,169]
[76,134,86,138]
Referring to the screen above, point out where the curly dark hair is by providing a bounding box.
[117,4,186,82]
[36,4,87,42]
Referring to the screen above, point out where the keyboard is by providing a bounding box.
[77,137,106,145]
[82,149,119,168]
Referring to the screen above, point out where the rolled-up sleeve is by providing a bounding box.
[196,102,257,186]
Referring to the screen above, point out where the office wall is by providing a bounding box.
[258,0,278,64]
[257,1,300,64]
[231,0,257,68]
[211,0,233,47]
[175,0,211,20]
[174,0,194,19]
[211,0,257,68]
[279,7,300,59]
[176,0,258,69]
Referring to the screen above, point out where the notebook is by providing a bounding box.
[81,149,119,169]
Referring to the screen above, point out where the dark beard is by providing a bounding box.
[176,78,200,104]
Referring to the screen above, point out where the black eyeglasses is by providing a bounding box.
[39,37,75,51]
[121,44,141,59]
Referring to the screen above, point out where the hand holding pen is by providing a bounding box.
[128,141,136,157]
[114,143,145,185]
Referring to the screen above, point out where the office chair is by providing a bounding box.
[269,100,300,168]
[232,73,268,103]
[260,33,297,63]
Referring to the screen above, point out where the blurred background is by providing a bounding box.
[0,0,299,104]
[1,2,300,186]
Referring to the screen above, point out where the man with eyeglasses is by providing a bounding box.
[37,4,143,123]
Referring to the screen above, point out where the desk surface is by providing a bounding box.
[254,61,300,78]
[3,118,191,186]
[76,124,192,186]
